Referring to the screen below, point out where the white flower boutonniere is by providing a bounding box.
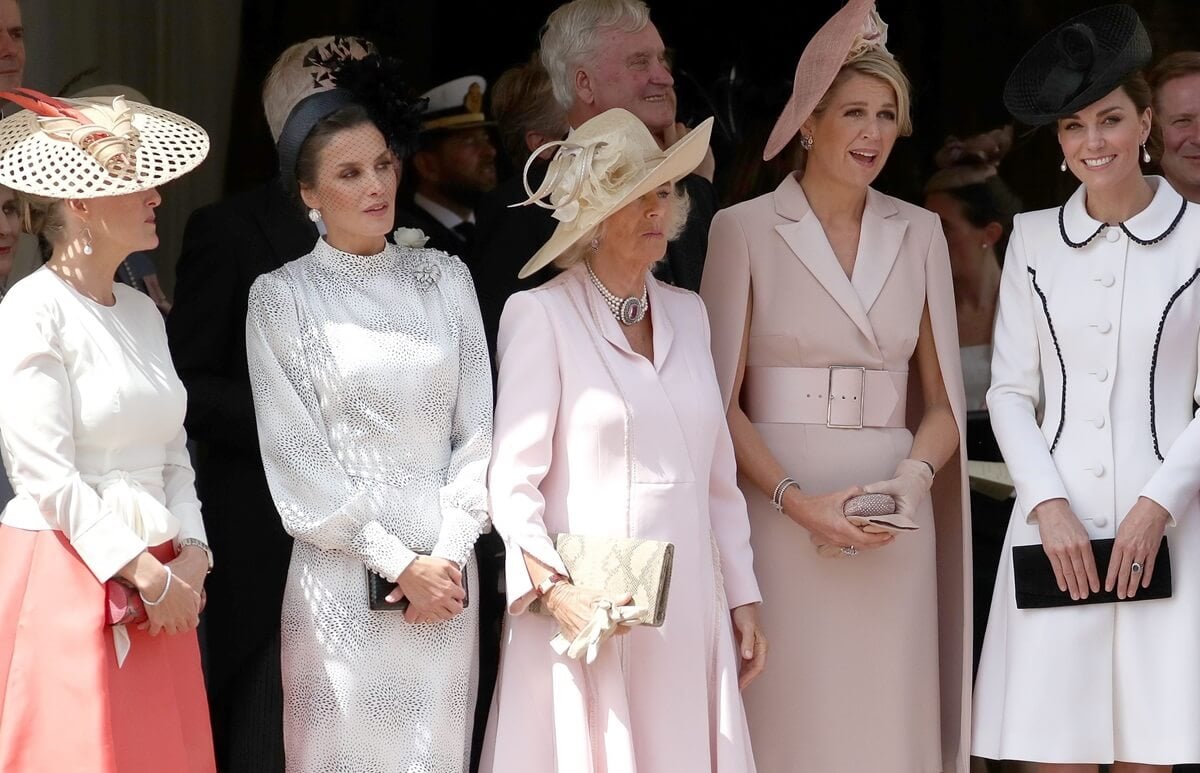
[393,227,430,248]
[412,260,442,291]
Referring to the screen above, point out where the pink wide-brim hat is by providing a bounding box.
[763,0,877,161]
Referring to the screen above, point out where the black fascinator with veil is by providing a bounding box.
[276,36,425,193]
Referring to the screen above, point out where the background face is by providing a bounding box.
[1158,73,1200,192]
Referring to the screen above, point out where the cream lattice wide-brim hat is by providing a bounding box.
[0,91,208,198]
[515,108,713,279]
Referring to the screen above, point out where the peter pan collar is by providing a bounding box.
[1059,175,1187,249]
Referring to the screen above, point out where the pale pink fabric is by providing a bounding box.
[481,267,760,773]
[700,173,971,773]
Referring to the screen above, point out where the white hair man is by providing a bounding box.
[471,0,717,357]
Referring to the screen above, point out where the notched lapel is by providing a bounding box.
[853,192,908,314]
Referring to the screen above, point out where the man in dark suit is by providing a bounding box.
[395,75,498,263]
[471,0,716,356]
[166,37,342,773]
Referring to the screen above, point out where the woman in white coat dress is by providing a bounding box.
[973,6,1200,769]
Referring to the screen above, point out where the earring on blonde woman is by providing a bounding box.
[799,135,814,151]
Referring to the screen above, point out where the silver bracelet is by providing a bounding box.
[772,477,800,512]
[140,565,173,606]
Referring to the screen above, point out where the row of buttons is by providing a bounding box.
[1080,228,1118,529]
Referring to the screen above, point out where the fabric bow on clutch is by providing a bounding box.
[549,598,646,664]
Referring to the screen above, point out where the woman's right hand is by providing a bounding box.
[119,552,202,636]
[393,557,465,624]
[1033,498,1100,601]
[780,485,894,552]
[544,584,633,642]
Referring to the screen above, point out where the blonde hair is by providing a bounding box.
[555,186,690,270]
[16,191,66,244]
[812,50,913,137]
[540,0,651,110]
[492,56,569,165]
[262,36,374,143]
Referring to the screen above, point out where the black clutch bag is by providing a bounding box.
[367,553,469,612]
[1013,536,1171,609]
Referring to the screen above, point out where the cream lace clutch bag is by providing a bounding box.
[530,534,675,627]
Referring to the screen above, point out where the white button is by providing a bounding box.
[1090,320,1112,334]
[1086,463,1105,477]
[1090,415,1106,428]
[1105,228,1121,243]
[1091,367,1109,382]
[1094,516,1109,527]
[1092,273,1116,287]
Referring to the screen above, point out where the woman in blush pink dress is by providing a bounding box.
[700,2,971,771]
[482,108,764,772]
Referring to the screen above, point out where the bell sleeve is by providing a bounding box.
[431,255,492,566]
[986,215,1072,519]
[488,290,570,614]
[245,271,417,582]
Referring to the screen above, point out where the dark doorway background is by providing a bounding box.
[228,0,1200,212]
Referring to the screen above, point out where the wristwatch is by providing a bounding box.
[178,537,214,573]
[535,572,569,598]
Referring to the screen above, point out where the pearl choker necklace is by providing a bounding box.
[586,261,648,326]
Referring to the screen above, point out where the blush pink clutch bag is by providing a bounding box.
[843,493,917,532]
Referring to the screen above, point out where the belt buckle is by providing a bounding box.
[826,366,866,429]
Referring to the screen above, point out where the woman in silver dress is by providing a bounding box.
[246,43,492,771]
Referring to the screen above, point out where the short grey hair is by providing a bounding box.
[262,36,373,143]
[539,0,651,110]
[555,185,690,271]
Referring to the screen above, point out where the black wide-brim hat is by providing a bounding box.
[1004,4,1151,127]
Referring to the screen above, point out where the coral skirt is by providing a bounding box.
[0,525,215,772]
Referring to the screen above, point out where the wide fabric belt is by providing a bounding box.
[743,366,908,429]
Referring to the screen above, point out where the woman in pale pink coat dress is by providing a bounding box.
[482,109,764,772]
[700,2,971,772]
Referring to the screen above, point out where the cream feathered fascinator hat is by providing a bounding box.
[513,107,713,279]
[0,87,209,198]
[764,0,892,161]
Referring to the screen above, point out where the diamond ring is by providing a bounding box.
[841,546,859,557]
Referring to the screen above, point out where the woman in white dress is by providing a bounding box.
[974,6,1200,769]
[246,47,492,772]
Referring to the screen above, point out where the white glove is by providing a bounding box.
[550,598,645,664]
[862,459,934,526]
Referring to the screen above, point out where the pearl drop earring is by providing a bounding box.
[1141,142,1151,163]
[81,225,93,256]
[1060,158,1068,172]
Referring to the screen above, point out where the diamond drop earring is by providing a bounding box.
[799,135,814,151]
[308,208,322,223]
